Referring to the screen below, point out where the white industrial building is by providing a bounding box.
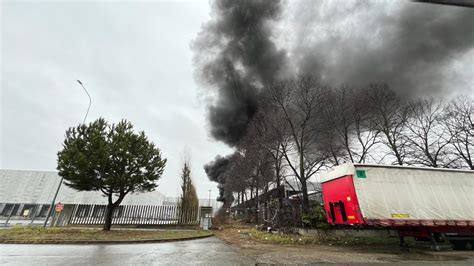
[0,169,221,226]
[0,169,166,205]
[0,169,170,225]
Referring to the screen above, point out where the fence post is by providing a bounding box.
[29,205,38,225]
[67,204,77,225]
[5,205,19,227]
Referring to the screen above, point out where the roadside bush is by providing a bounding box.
[249,228,401,246]
[301,203,328,229]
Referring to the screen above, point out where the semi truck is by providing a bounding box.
[320,164,474,250]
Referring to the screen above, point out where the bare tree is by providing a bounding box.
[266,76,329,214]
[317,120,347,166]
[237,117,276,223]
[225,153,251,204]
[324,86,380,164]
[248,106,288,208]
[405,98,454,168]
[352,87,381,163]
[323,86,353,163]
[224,157,243,203]
[367,84,410,165]
[443,96,474,169]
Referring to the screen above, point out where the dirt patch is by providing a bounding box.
[212,227,474,264]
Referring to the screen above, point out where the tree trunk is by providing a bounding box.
[300,179,310,215]
[299,151,310,215]
[275,162,285,227]
[103,204,114,231]
[395,149,403,166]
[276,165,283,208]
[387,133,404,166]
[103,192,126,231]
[263,184,268,221]
[255,172,259,224]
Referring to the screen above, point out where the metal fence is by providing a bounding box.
[1,203,201,227]
[66,204,200,225]
[0,203,50,226]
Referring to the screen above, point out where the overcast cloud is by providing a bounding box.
[286,0,474,97]
[1,1,232,198]
[1,0,473,199]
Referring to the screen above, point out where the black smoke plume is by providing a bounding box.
[192,0,288,147]
[291,1,474,97]
[193,0,289,205]
[194,0,473,204]
[203,155,234,205]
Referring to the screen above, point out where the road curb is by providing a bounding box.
[0,232,213,245]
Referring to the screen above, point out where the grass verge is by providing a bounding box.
[0,226,212,244]
[248,228,407,246]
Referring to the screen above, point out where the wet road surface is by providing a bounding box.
[0,237,255,265]
[2,236,474,265]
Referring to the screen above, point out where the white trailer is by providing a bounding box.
[320,164,474,250]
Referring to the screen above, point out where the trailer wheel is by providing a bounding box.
[450,240,467,250]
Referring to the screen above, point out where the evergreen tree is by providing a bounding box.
[179,161,199,224]
[57,118,167,230]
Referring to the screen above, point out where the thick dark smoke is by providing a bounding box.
[203,155,233,204]
[193,0,289,205]
[194,0,474,204]
[291,1,474,97]
[192,0,289,147]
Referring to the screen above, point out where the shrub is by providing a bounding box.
[301,203,328,229]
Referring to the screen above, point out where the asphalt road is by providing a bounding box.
[0,237,255,265]
[2,236,474,265]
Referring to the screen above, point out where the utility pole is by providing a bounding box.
[43,80,92,227]
[42,179,63,227]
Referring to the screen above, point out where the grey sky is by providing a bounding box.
[1,0,231,198]
[1,0,473,199]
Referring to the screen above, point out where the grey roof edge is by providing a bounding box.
[1,168,58,173]
[351,163,474,173]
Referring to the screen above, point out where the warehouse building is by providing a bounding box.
[0,169,171,225]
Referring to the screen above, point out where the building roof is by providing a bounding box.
[0,169,165,205]
[282,179,321,193]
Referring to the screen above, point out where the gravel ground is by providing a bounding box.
[1,227,473,265]
[213,227,474,264]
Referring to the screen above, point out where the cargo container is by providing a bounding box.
[320,164,474,250]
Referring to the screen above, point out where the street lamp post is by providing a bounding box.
[43,80,92,227]
[77,80,92,124]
